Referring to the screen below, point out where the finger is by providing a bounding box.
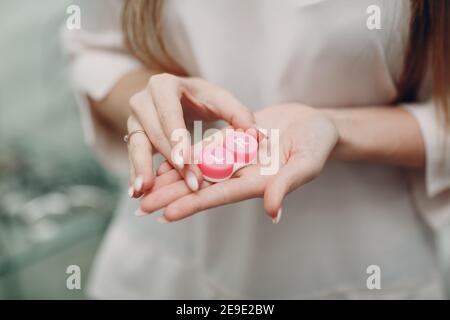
[130,89,200,192]
[162,176,265,222]
[149,74,191,166]
[263,154,320,220]
[157,160,173,176]
[183,163,203,192]
[127,116,154,196]
[152,169,182,191]
[184,78,255,130]
[127,150,138,198]
[157,162,202,194]
[130,90,181,170]
[176,135,206,192]
[246,126,268,143]
[181,130,232,193]
[138,179,192,216]
[154,163,201,195]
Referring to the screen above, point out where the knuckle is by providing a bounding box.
[149,73,177,87]
[148,74,160,87]
[158,110,170,124]
[130,102,143,115]
[142,175,153,188]
[305,161,322,179]
[165,203,180,219]
[150,131,166,146]
[263,198,277,215]
[140,201,153,214]
[216,184,231,204]
[245,109,255,121]
[189,198,203,214]
[129,91,147,113]
[214,88,232,100]
[129,101,139,114]
[128,139,140,153]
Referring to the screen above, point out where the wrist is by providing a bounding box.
[320,108,365,161]
[319,107,425,167]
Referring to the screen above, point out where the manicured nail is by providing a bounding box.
[134,176,144,192]
[128,186,134,198]
[173,153,184,169]
[134,208,148,217]
[272,207,282,224]
[157,215,170,224]
[186,170,199,191]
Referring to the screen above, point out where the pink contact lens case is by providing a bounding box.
[223,131,258,163]
[199,131,258,183]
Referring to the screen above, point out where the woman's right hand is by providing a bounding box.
[126,73,255,198]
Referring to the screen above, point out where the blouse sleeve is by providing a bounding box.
[402,99,450,230]
[61,0,142,172]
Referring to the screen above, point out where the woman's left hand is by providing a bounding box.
[137,104,339,223]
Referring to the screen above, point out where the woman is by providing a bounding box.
[63,0,450,298]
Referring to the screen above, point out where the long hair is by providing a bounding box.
[396,0,450,127]
[122,0,450,128]
[122,0,184,75]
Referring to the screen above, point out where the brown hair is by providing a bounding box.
[122,0,185,75]
[397,0,450,126]
[123,0,449,125]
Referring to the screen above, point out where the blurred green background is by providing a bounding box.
[0,1,119,299]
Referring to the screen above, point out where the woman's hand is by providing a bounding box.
[136,103,339,223]
[126,73,255,198]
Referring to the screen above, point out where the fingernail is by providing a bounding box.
[134,176,144,192]
[157,215,170,224]
[256,126,268,141]
[128,186,134,198]
[134,208,148,217]
[272,207,282,224]
[186,171,198,191]
[186,170,199,191]
[173,153,184,169]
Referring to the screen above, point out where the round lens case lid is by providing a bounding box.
[199,131,258,183]
[198,145,235,182]
[223,130,258,164]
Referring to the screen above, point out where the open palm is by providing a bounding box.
[137,104,339,223]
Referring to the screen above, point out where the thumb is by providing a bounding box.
[186,79,255,129]
[264,154,319,222]
[209,92,255,130]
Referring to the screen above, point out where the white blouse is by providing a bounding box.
[62,0,449,298]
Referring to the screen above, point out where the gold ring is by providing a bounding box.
[123,130,146,143]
